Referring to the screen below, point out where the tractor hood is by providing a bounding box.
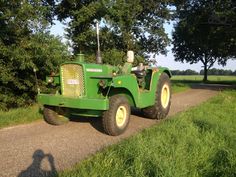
[59,61,119,99]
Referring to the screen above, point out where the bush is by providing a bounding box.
[0,33,69,110]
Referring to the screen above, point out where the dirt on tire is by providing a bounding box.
[0,88,218,177]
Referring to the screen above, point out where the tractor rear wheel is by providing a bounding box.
[142,72,171,119]
[102,95,131,136]
[43,105,69,125]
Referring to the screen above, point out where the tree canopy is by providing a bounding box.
[56,0,173,63]
[172,0,236,81]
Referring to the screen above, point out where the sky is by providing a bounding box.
[50,21,236,72]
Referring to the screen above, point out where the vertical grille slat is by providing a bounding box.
[61,64,84,97]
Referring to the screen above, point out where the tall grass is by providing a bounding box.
[59,90,236,177]
[0,105,42,129]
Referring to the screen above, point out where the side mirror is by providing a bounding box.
[127,51,134,63]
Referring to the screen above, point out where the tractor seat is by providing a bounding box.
[131,70,146,78]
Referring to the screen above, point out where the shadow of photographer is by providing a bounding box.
[18,149,58,177]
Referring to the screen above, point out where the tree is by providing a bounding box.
[56,0,172,64]
[172,0,236,82]
[200,68,234,76]
[0,0,69,110]
[171,69,199,75]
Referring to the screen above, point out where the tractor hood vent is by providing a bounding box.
[61,64,85,97]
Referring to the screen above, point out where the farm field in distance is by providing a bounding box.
[172,75,236,83]
[59,90,236,177]
[171,75,236,93]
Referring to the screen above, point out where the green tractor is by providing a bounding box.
[37,23,171,136]
[37,51,171,136]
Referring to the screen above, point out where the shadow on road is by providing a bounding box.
[69,109,147,134]
[70,116,105,133]
[18,149,58,177]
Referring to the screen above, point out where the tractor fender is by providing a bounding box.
[110,74,139,107]
[162,68,172,78]
[108,68,171,109]
[108,87,136,107]
[136,68,171,108]
[148,67,172,95]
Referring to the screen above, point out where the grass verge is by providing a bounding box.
[58,90,236,177]
[0,105,42,129]
[171,82,191,93]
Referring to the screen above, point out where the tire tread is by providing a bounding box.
[142,73,171,119]
[102,95,130,136]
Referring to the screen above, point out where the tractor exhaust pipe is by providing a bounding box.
[96,20,102,64]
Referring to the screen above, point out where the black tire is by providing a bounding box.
[43,105,69,125]
[102,95,131,136]
[142,72,171,119]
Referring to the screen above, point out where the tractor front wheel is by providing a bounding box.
[43,106,69,125]
[102,95,131,136]
[142,72,171,119]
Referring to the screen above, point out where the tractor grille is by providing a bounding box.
[61,64,85,97]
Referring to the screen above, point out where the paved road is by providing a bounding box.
[0,88,218,177]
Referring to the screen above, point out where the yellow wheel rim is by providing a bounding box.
[161,84,170,108]
[116,106,127,127]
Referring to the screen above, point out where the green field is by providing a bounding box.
[171,75,236,93]
[58,90,236,177]
[172,75,236,84]
[171,81,191,93]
